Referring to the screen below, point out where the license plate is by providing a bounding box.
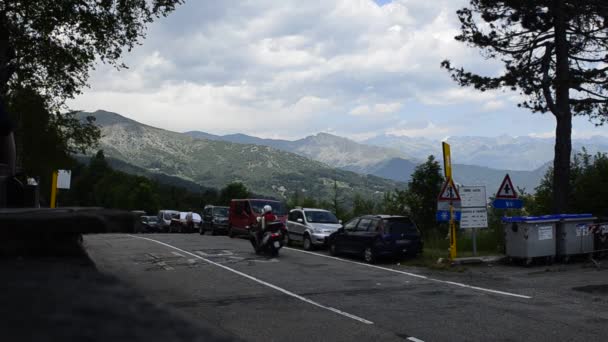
[274,241,281,248]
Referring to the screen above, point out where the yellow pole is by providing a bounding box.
[449,201,457,260]
[50,171,58,208]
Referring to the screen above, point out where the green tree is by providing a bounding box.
[219,182,251,205]
[380,189,409,215]
[351,193,376,217]
[442,0,608,214]
[7,88,100,199]
[405,155,444,233]
[535,149,608,217]
[0,0,183,100]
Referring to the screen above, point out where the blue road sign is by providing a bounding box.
[436,210,461,222]
[492,198,523,209]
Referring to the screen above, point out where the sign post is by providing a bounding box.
[50,170,71,208]
[50,171,58,209]
[439,142,459,260]
[459,185,488,257]
[442,142,451,179]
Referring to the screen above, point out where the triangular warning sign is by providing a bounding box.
[496,174,518,199]
[438,178,461,202]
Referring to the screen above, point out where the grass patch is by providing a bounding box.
[396,228,505,271]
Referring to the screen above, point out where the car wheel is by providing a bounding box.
[363,247,376,264]
[284,233,291,246]
[303,235,313,251]
[329,241,338,256]
[229,226,235,238]
[199,226,204,235]
[211,224,216,236]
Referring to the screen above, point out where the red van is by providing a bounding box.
[228,199,287,238]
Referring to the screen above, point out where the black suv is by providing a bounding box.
[200,205,230,235]
[328,215,423,263]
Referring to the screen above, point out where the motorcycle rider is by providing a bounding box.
[253,205,277,251]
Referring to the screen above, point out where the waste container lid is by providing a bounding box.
[502,214,594,223]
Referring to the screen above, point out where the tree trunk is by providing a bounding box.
[552,0,571,214]
[553,114,571,214]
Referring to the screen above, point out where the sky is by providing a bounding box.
[69,0,607,141]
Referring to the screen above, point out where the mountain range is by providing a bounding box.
[79,110,403,203]
[82,110,607,200]
[184,130,555,192]
[364,134,608,171]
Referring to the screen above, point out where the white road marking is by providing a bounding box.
[128,235,373,325]
[171,251,184,257]
[407,337,425,342]
[284,247,532,299]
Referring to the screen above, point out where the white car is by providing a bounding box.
[286,208,342,250]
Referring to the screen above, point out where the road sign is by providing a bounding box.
[460,208,488,229]
[492,198,523,209]
[496,174,518,199]
[442,142,451,179]
[438,178,461,202]
[57,169,72,189]
[436,210,461,222]
[460,186,486,208]
[437,201,462,211]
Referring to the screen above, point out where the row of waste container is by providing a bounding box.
[502,214,608,264]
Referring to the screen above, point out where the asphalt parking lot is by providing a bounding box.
[84,233,608,342]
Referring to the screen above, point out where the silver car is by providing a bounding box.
[286,208,342,250]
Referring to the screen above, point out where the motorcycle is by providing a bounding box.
[250,220,286,257]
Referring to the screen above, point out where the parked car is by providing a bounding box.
[158,210,180,233]
[228,199,287,238]
[140,215,161,233]
[186,212,202,233]
[201,205,229,235]
[327,215,423,263]
[169,211,199,233]
[286,208,342,250]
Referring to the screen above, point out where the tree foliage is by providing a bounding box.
[532,149,608,217]
[380,189,409,216]
[405,155,444,233]
[219,182,251,206]
[442,0,608,213]
[61,150,223,213]
[7,87,99,198]
[351,193,376,217]
[0,0,183,100]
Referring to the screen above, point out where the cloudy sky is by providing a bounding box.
[69,0,606,141]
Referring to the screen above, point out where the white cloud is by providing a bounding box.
[385,121,452,138]
[67,0,607,140]
[528,131,554,139]
[481,100,505,112]
[349,102,401,116]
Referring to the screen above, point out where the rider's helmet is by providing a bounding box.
[263,205,272,213]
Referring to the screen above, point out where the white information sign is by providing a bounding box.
[460,208,488,229]
[57,170,72,189]
[538,226,553,240]
[460,186,487,208]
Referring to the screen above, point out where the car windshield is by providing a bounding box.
[163,212,175,220]
[249,200,287,215]
[214,207,229,217]
[382,218,418,234]
[305,211,338,224]
[147,216,159,223]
